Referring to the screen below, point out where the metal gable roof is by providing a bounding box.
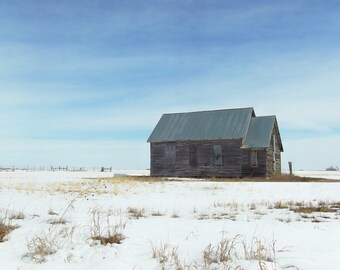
[147,107,255,142]
[242,116,276,148]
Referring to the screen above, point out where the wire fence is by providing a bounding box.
[0,166,113,172]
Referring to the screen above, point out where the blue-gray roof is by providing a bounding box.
[148,107,255,142]
[243,116,276,148]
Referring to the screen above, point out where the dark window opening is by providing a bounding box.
[189,145,198,167]
[250,150,258,167]
[165,143,176,165]
[213,145,222,166]
[273,135,276,171]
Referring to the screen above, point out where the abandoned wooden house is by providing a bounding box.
[147,107,283,178]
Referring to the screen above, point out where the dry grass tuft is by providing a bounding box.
[242,237,276,263]
[249,203,257,210]
[273,201,290,209]
[48,218,67,225]
[59,226,76,243]
[293,206,337,214]
[127,207,146,219]
[171,211,180,219]
[203,234,241,266]
[151,210,164,217]
[151,242,172,265]
[151,234,282,269]
[25,226,76,263]
[48,209,59,216]
[94,175,166,183]
[151,242,191,270]
[26,233,59,263]
[203,234,278,269]
[9,212,25,220]
[330,201,340,209]
[91,233,125,245]
[90,208,126,245]
[291,201,337,214]
[0,220,17,242]
[0,210,19,242]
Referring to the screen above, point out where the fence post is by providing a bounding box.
[288,162,293,175]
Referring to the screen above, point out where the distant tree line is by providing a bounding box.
[326,165,339,171]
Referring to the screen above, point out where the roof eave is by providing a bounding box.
[149,137,245,143]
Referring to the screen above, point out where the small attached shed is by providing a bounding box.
[147,107,283,178]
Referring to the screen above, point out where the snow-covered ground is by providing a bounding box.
[293,170,340,180]
[1,170,339,270]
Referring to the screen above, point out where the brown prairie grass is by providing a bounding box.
[48,218,67,225]
[211,174,340,182]
[242,237,276,263]
[151,210,164,217]
[91,233,125,245]
[171,210,180,218]
[110,173,340,184]
[0,210,19,242]
[203,234,240,265]
[203,234,278,269]
[293,206,337,214]
[210,200,339,223]
[151,235,281,270]
[250,203,257,210]
[197,212,237,221]
[0,221,17,242]
[24,224,77,263]
[24,191,88,263]
[151,242,194,270]
[197,213,209,220]
[26,231,59,263]
[213,201,239,211]
[311,219,322,223]
[291,201,337,213]
[91,174,340,183]
[151,242,173,265]
[90,208,126,245]
[48,209,58,216]
[127,207,146,219]
[273,201,290,209]
[59,226,76,243]
[25,224,76,263]
[93,176,166,183]
[9,212,25,220]
[329,201,340,211]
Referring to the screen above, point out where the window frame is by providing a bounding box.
[213,145,223,167]
[250,150,258,167]
[165,143,176,165]
[189,144,198,167]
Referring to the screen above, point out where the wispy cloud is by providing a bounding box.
[0,1,340,168]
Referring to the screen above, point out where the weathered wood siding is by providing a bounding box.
[265,125,282,177]
[150,130,282,178]
[150,139,243,177]
[241,149,267,177]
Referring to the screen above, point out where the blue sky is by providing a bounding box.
[1,0,340,170]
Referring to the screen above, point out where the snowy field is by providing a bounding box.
[1,170,340,270]
[293,170,340,180]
